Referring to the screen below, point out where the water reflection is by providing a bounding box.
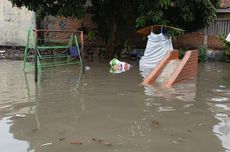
[202,63,230,152]
[139,69,197,102]
[0,60,37,151]
[208,87,230,152]
[213,113,230,152]
[1,60,230,152]
[0,60,83,152]
[143,81,197,102]
[0,117,32,152]
[0,61,36,118]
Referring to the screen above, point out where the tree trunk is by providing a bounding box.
[106,12,117,58]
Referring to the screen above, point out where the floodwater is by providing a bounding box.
[0,59,230,152]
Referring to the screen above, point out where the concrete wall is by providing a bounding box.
[0,0,36,46]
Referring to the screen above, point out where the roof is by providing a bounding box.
[216,8,230,13]
[220,0,230,8]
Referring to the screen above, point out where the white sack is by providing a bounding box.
[139,32,173,71]
[226,33,230,42]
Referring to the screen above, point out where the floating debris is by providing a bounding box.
[104,141,112,146]
[58,137,65,141]
[85,66,91,71]
[41,143,52,146]
[172,140,178,144]
[15,114,26,117]
[92,138,103,143]
[109,58,132,74]
[92,138,112,146]
[152,120,160,128]
[157,106,176,112]
[70,140,83,145]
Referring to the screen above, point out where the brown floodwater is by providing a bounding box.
[0,59,230,152]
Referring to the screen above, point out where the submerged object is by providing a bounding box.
[142,50,198,88]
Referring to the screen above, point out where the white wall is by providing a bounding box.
[0,0,36,46]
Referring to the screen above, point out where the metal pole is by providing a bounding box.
[34,30,38,82]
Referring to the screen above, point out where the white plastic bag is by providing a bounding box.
[109,58,132,74]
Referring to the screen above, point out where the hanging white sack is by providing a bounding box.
[139,32,173,72]
[226,33,230,42]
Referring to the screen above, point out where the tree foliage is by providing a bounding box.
[9,0,87,18]
[9,0,220,56]
[91,0,137,45]
[136,0,220,31]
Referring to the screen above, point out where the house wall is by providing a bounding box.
[0,0,36,46]
[43,15,106,48]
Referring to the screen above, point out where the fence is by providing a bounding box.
[203,18,230,36]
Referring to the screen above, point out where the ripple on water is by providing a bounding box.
[214,104,230,111]
[210,97,229,102]
[157,106,176,112]
[213,113,230,152]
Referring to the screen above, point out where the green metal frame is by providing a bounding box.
[23,29,84,81]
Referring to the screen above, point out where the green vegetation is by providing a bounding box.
[179,47,208,62]
[178,48,187,59]
[218,35,230,62]
[136,0,220,31]
[223,43,230,62]
[198,46,208,62]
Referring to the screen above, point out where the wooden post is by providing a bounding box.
[80,31,85,74]
[80,31,84,58]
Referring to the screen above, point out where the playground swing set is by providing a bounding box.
[23,29,84,81]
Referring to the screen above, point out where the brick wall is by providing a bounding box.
[46,14,96,31]
[166,50,198,87]
[220,0,230,8]
[208,35,225,50]
[44,15,105,48]
[173,32,225,50]
[173,32,204,49]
